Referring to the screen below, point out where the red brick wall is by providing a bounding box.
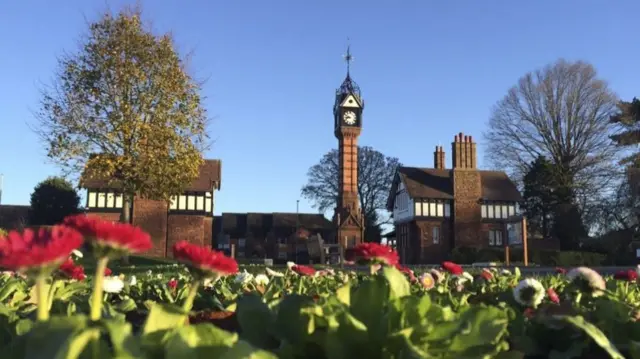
[453,169,482,247]
[167,214,204,258]
[203,217,213,249]
[415,219,452,264]
[132,198,168,258]
[87,212,121,223]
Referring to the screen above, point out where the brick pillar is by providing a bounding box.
[452,169,482,248]
[204,216,213,249]
[132,197,168,258]
[434,146,446,169]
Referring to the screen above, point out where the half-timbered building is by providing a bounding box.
[387,133,523,264]
[82,159,222,258]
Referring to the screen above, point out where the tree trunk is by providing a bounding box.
[120,194,132,265]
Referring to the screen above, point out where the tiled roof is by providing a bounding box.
[81,159,221,192]
[393,167,522,204]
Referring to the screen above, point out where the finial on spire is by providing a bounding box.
[343,39,353,75]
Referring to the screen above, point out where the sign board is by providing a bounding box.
[507,221,523,245]
[636,248,640,258]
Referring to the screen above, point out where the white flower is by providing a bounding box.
[103,276,125,294]
[265,267,285,277]
[235,270,254,284]
[254,274,270,286]
[419,273,435,290]
[146,270,153,277]
[71,249,83,259]
[286,261,296,270]
[156,273,163,279]
[567,267,606,297]
[513,278,545,308]
[429,269,444,283]
[461,272,474,282]
[128,275,137,286]
[501,269,512,275]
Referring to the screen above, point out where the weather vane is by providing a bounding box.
[343,39,353,74]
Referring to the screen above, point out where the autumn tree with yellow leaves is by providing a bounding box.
[35,7,209,223]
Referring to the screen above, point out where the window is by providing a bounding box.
[88,192,97,207]
[97,193,106,207]
[178,195,186,209]
[187,195,195,210]
[415,199,451,218]
[106,193,115,208]
[489,230,503,247]
[238,238,246,248]
[482,201,521,219]
[170,196,178,210]
[432,226,440,244]
[196,196,204,211]
[115,194,123,208]
[205,192,213,213]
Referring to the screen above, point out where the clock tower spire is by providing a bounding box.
[333,43,364,249]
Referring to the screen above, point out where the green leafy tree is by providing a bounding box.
[301,146,401,230]
[34,7,209,224]
[29,177,81,225]
[522,156,556,239]
[610,97,640,168]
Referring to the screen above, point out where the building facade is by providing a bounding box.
[387,133,523,264]
[332,48,365,249]
[213,212,334,263]
[82,159,221,258]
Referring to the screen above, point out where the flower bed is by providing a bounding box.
[0,218,638,358]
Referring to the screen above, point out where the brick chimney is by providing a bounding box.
[433,146,445,169]
[451,132,477,169]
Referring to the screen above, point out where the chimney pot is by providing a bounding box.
[469,135,473,142]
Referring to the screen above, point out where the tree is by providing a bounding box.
[522,156,555,239]
[34,7,208,224]
[610,97,640,168]
[29,177,81,226]
[484,59,619,212]
[301,146,401,231]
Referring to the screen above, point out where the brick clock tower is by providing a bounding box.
[333,46,365,249]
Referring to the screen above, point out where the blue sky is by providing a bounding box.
[0,1,637,216]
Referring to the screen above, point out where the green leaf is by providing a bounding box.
[20,315,91,359]
[218,341,279,359]
[388,295,431,331]
[102,320,140,358]
[382,266,410,300]
[273,295,314,346]
[324,312,370,359]
[554,315,625,359]
[350,276,389,334]
[0,278,22,302]
[142,302,187,334]
[336,284,350,306]
[237,294,276,348]
[164,324,238,358]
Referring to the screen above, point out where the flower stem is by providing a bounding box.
[182,280,201,313]
[35,275,49,321]
[90,257,109,321]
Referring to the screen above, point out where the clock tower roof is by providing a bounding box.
[335,44,363,109]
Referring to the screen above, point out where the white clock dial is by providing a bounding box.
[343,111,357,125]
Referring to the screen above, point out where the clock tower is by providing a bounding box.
[333,45,364,249]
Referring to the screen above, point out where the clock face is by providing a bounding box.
[343,111,357,125]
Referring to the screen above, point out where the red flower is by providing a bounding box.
[0,226,83,272]
[172,240,238,277]
[104,267,113,276]
[614,269,638,281]
[291,264,316,276]
[523,308,536,319]
[441,261,464,276]
[555,267,567,275]
[344,243,399,266]
[167,279,178,289]
[394,264,416,282]
[63,215,152,255]
[480,269,493,281]
[58,257,86,281]
[547,287,560,304]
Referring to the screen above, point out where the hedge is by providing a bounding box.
[450,246,608,267]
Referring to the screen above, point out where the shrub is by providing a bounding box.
[451,246,606,267]
[29,176,81,226]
